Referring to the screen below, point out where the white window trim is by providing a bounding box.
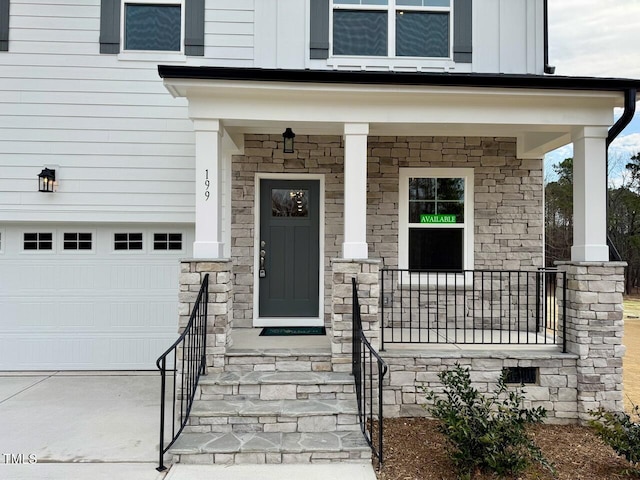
[398,167,474,272]
[119,0,186,57]
[111,231,146,254]
[329,0,454,69]
[21,231,56,254]
[59,230,96,255]
[150,231,186,254]
[0,229,4,254]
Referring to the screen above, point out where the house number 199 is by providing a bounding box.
[204,169,210,200]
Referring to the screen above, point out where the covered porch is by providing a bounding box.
[161,67,636,418]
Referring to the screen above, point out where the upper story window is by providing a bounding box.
[123,1,183,52]
[0,0,9,52]
[332,0,451,58]
[99,0,204,56]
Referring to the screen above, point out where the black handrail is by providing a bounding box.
[156,273,209,471]
[352,278,388,469]
[381,269,566,352]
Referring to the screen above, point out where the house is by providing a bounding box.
[0,0,638,468]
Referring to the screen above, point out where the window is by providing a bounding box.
[123,1,183,52]
[99,0,204,56]
[114,232,143,250]
[399,168,473,271]
[0,0,9,52]
[63,233,93,251]
[153,233,182,251]
[24,232,53,251]
[332,0,451,58]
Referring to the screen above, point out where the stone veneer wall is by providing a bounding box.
[382,353,579,423]
[557,262,626,420]
[179,260,233,373]
[231,135,543,328]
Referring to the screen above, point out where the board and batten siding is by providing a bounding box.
[0,0,255,224]
[473,0,543,74]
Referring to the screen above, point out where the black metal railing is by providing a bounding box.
[352,278,388,468]
[156,273,209,471]
[381,269,566,352]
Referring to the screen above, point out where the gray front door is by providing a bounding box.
[259,179,320,318]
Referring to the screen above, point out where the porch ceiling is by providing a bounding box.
[162,72,627,159]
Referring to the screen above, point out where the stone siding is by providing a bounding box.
[381,352,579,423]
[180,260,233,372]
[231,135,543,328]
[557,261,626,419]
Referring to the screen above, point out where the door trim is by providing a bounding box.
[253,173,325,327]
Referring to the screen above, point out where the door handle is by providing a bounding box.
[259,242,266,278]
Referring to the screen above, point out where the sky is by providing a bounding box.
[545,0,640,182]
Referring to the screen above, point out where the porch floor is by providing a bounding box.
[381,327,562,352]
[229,328,331,353]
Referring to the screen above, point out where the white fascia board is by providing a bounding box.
[170,79,620,128]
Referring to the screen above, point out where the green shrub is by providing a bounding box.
[423,364,552,479]
[589,403,640,466]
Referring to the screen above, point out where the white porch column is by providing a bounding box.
[571,126,609,262]
[193,119,224,259]
[342,123,369,259]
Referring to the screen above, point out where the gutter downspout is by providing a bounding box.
[543,0,555,74]
[606,88,637,261]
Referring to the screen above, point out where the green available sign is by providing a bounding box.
[420,214,457,224]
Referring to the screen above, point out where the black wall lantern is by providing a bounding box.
[282,128,295,153]
[38,168,56,192]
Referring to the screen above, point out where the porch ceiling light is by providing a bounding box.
[37,168,56,193]
[282,128,295,154]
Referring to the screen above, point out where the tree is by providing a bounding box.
[544,158,573,266]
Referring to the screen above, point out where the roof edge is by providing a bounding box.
[158,66,640,92]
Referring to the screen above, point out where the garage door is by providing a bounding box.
[0,224,194,370]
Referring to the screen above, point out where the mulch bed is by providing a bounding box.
[376,418,639,480]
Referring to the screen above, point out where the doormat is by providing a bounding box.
[259,327,326,336]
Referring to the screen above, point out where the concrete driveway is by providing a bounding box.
[0,372,165,480]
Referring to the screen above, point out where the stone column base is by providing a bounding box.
[331,259,380,372]
[556,261,626,421]
[180,259,233,374]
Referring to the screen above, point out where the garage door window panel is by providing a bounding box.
[153,233,183,251]
[114,233,143,251]
[24,232,53,251]
[63,232,93,251]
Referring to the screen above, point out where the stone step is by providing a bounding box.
[198,371,355,401]
[186,398,360,434]
[170,431,371,465]
[224,349,333,373]
[201,371,353,386]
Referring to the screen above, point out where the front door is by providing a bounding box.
[259,179,320,318]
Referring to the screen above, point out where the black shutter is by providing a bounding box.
[0,0,9,52]
[99,0,121,54]
[185,0,205,56]
[310,0,329,59]
[453,0,472,63]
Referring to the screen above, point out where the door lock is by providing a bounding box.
[259,245,266,278]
